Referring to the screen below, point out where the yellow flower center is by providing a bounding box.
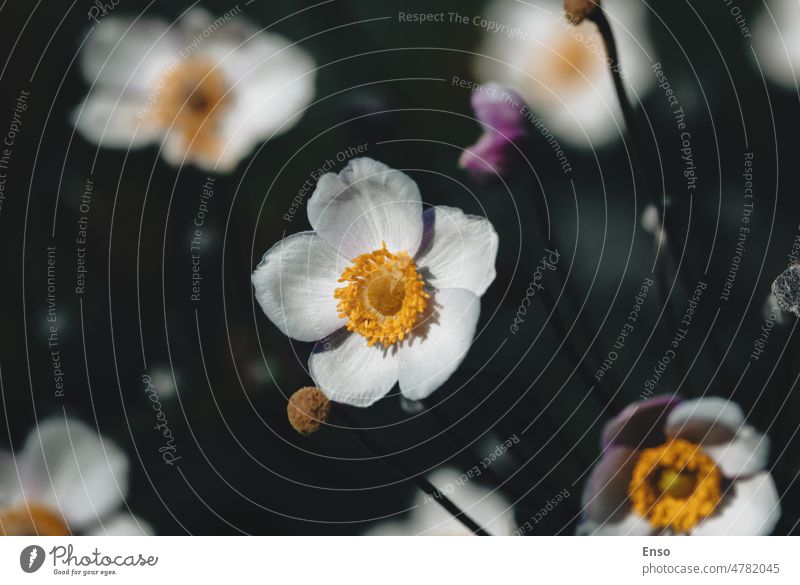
[151,57,231,158]
[628,439,722,534]
[528,22,602,94]
[0,503,71,536]
[334,243,428,347]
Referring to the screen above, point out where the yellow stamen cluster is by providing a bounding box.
[334,243,428,347]
[0,503,71,536]
[151,58,231,158]
[547,24,600,85]
[628,439,722,534]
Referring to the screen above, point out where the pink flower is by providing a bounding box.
[459,83,529,181]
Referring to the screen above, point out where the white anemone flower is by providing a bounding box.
[73,8,316,172]
[0,417,150,536]
[578,396,780,535]
[252,157,498,407]
[753,0,800,90]
[473,0,653,146]
[365,468,514,535]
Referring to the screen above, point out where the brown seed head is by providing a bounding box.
[287,386,330,435]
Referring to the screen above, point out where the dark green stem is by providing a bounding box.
[589,5,735,391]
[335,407,491,535]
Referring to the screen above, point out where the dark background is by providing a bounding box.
[0,0,798,534]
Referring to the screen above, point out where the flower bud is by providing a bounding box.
[287,386,330,435]
[459,83,529,182]
[564,0,601,25]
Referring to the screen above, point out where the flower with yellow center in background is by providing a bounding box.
[578,396,780,535]
[149,57,233,163]
[72,8,315,172]
[251,157,499,407]
[473,0,653,146]
[0,417,150,536]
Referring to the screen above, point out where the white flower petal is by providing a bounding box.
[89,513,153,536]
[210,30,315,122]
[159,130,207,170]
[80,9,316,172]
[580,446,637,525]
[691,472,780,536]
[20,418,128,530]
[159,128,232,174]
[368,467,513,535]
[398,288,481,401]
[81,16,178,93]
[423,468,514,536]
[307,158,423,259]
[73,94,162,149]
[752,0,800,90]
[415,206,498,297]
[665,397,745,445]
[577,511,653,536]
[703,425,770,479]
[178,7,217,36]
[601,395,680,450]
[195,31,316,171]
[309,331,399,406]
[252,232,345,343]
[0,450,22,508]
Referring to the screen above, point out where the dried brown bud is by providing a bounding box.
[564,0,600,25]
[287,387,330,435]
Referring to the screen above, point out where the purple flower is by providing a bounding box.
[459,83,529,181]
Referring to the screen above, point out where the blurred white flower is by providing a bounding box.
[579,396,780,535]
[252,157,498,407]
[73,8,316,172]
[640,203,666,249]
[0,417,150,536]
[365,468,514,535]
[640,203,660,235]
[148,365,178,400]
[473,0,653,146]
[753,0,800,90]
